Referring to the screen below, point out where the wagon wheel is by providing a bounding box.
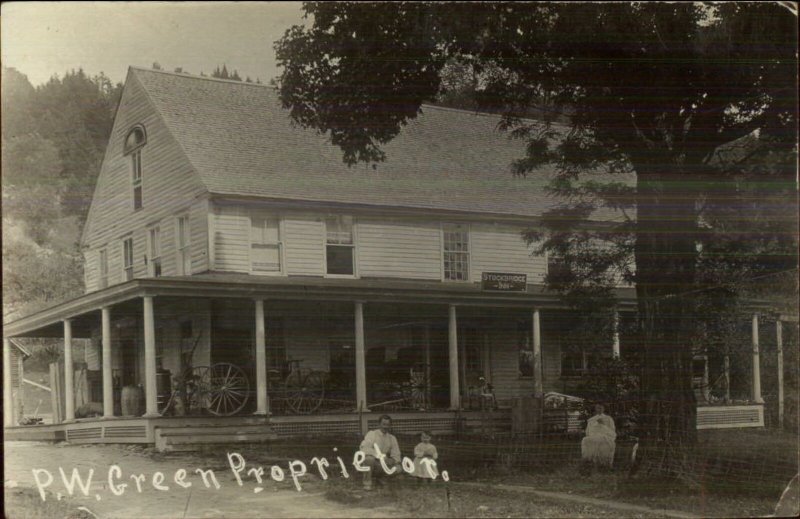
[408,367,427,410]
[285,369,325,415]
[181,366,211,415]
[206,363,250,416]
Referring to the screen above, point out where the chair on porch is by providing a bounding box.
[466,373,497,411]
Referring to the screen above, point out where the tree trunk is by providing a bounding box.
[633,157,700,473]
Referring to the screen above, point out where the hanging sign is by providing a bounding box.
[481,272,527,292]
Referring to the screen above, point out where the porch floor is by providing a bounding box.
[4,409,512,451]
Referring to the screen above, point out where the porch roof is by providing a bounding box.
[2,273,638,338]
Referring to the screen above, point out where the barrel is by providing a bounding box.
[121,385,144,416]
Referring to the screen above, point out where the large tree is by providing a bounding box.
[274,1,798,461]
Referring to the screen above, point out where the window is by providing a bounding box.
[98,248,109,288]
[518,321,534,377]
[443,224,470,281]
[180,321,194,367]
[131,151,143,210]
[561,350,585,377]
[560,349,606,377]
[147,226,162,277]
[250,215,282,273]
[266,318,286,373]
[465,343,481,373]
[176,215,191,275]
[124,126,146,210]
[326,215,355,276]
[122,237,134,281]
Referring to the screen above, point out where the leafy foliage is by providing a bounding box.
[274,2,798,449]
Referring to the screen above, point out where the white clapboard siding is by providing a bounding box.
[487,324,529,401]
[84,249,99,293]
[357,219,441,280]
[158,217,177,277]
[471,224,545,283]
[542,341,561,389]
[133,229,149,279]
[81,70,207,291]
[283,317,330,372]
[188,199,210,274]
[213,206,251,273]
[284,217,325,276]
[485,317,561,401]
[9,348,21,388]
[86,340,101,371]
[108,240,123,286]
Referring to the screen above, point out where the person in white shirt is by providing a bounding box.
[581,403,617,469]
[359,414,401,490]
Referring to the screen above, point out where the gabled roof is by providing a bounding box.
[131,67,571,219]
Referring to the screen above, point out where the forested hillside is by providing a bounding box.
[2,67,122,319]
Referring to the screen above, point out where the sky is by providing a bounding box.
[1,2,308,86]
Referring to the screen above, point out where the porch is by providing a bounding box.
[4,274,615,442]
[2,409,512,451]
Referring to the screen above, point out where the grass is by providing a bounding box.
[149,428,797,518]
[488,428,798,518]
[3,486,95,519]
[322,475,660,518]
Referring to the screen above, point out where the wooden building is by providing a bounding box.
[3,68,775,448]
[2,339,30,425]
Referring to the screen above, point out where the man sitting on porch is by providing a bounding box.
[360,414,402,490]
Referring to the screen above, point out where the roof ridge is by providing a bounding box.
[129,66,276,89]
[130,66,567,125]
[419,103,568,127]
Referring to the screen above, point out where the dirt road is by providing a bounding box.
[3,441,400,518]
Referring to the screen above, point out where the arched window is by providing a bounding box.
[124,126,146,210]
[124,126,146,154]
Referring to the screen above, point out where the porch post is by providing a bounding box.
[751,313,764,404]
[448,305,460,409]
[777,320,784,428]
[102,307,114,418]
[254,299,269,415]
[64,319,75,422]
[532,308,543,398]
[424,326,431,409]
[482,332,492,381]
[723,354,731,403]
[143,296,159,417]
[354,301,368,412]
[4,338,13,426]
[612,309,621,358]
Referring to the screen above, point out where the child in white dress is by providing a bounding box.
[413,430,439,480]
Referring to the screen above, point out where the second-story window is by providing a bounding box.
[443,223,470,281]
[326,215,355,276]
[123,237,134,280]
[251,215,282,273]
[148,226,162,277]
[98,248,109,289]
[176,215,191,275]
[124,126,146,210]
